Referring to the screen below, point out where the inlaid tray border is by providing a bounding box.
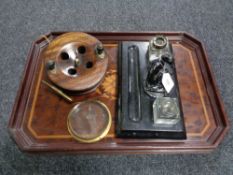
[8,32,229,153]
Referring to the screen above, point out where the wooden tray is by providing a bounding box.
[8,32,229,154]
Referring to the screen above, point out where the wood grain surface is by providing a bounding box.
[44,32,108,92]
[8,32,229,154]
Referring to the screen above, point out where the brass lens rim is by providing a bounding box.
[67,100,112,143]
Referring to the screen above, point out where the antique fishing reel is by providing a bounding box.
[42,32,111,143]
[43,32,109,93]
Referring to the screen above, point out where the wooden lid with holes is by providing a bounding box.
[43,32,108,92]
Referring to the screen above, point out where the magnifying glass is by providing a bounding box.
[67,100,111,143]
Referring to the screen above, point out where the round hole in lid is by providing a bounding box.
[68,68,77,75]
[86,61,93,69]
[61,52,70,60]
[78,46,86,54]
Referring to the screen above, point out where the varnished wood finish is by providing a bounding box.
[44,32,108,92]
[8,32,229,154]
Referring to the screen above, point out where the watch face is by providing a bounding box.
[153,97,180,125]
[67,100,111,143]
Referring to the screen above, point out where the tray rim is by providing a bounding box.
[8,31,230,154]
